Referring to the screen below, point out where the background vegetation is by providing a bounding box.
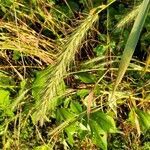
[0,0,150,149]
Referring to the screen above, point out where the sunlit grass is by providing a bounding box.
[0,0,149,149]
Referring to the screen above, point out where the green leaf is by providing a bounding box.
[0,89,13,116]
[12,51,21,60]
[0,90,10,107]
[77,89,89,98]
[57,108,76,121]
[34,145,51,150]
[89,111,118,149]
[65,123,78,146]
[94,45,107,56]
[135,109,150,131]
[128,109,141,135]
[89,120,107,150]
[66,130,74,146]
[91,111,117,133]
[70,101,82,114]
[64,97,71,108]
[75,72,96,83]
[109,41,116,50]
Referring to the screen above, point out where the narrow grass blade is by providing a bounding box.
[111,0,150,108]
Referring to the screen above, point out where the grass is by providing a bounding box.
[0,0,150,149]
[111,0,150,113]
[32,1,117,125]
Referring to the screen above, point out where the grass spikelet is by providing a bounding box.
[32,1,116,125]
[115,4,141,29]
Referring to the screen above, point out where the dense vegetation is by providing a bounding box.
[0,0,150,149]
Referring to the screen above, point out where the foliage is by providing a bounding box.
[0,0,150,149]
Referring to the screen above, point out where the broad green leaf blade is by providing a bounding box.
[57,108,76,121]
[112,0,150,97]
[89,119,107,150]
[65,123,78,146]
[70,101,82,114]
[91,111,117,133]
